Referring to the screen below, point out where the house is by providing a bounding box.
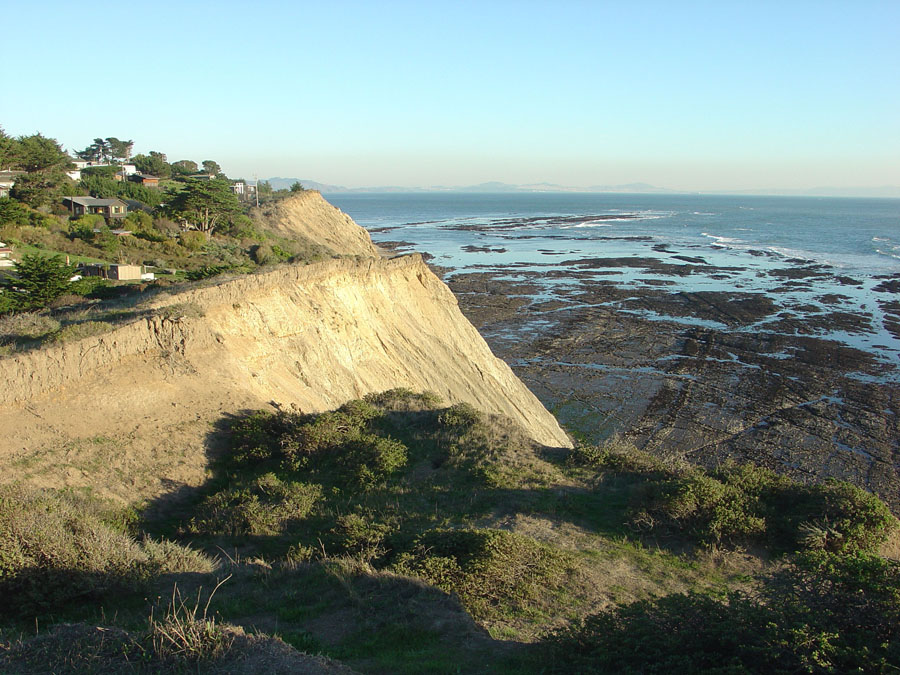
[230,181,258,202]
[78,263,144,281]
[62,197,128,220]
[0,170,25,198]
[127,173,160,188]
[0,242,14,268]
[68,161,137,182]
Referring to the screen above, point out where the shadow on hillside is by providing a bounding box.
[140,409,263,532]
[140,405,697,563]
[0,566,217,623]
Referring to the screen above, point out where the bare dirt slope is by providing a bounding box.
[251,190,380,258]
[0,194,570,504]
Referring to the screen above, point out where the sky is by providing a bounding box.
[2,0,898,191]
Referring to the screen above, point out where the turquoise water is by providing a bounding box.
[327,193,900,365]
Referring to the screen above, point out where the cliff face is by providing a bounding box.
[252,190,380,258]
[0,195,570,502]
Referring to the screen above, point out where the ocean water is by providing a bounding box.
[326,193,900,365]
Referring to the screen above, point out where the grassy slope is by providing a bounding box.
[0,390,897,674]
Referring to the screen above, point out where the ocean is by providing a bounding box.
[327,193,900,367]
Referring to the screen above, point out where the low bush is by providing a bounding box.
[437,402,481,429]
[363,388,443,411]
[543,551,900,674]
[332,512,396,561]
[634,464,896,553]
[571,441,897,553]
[226,401,408,488]
[187,474,321,537]
[392,528,575,620]
[567,437,666,475]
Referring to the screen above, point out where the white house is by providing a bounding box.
[0,242,14,268]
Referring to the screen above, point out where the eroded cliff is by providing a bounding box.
[0,196,571,502]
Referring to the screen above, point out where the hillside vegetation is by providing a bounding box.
[1,390,897,673]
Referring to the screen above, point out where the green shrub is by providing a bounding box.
[392,528,574,620]
[340,433,408,488]
[635,469,767,546]
[544,551,900,674]
[179,230,207,251]
[364,388,444,411]
[567,437,666,474]
[437,402,481,429]
[589,451,897,553]
[187,473,321,537]
[770,479,897,554]
[332,513,395,561]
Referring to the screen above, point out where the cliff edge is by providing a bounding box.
[251,190,380,258]
[0,195,571,502]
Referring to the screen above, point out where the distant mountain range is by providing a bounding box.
[265,177,900,199]
[264,178,686,195]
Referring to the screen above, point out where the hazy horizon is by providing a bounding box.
[4,1,898,193]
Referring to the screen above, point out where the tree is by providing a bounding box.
[0,127,18,170]
[170,160,198,176]
[14,134,71,173]
[75,138,110,163]
[201,160,222,177]
[0,254,76,311]
[10,169,75,207]
[165,178,242,238]
[105,137,133,162]
[132,151,171,178]
[290,181,306,192]
[7,133,74,206]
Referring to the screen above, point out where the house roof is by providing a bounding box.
[64,197,127,207]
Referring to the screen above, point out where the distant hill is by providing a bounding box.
[265,178,685,194]
[706,186,900,199]
[265,178,900,198]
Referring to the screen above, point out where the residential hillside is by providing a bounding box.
[0,194,570,504]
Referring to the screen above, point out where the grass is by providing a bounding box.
[13,242,108,265]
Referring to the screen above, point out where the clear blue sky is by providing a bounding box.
[3,0,898,190]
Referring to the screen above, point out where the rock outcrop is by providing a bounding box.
[0,194,570,503]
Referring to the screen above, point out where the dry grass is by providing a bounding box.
[148,577,234,663]
[0,312,60,343]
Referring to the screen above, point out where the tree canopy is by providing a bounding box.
[171,160,198,176]
[201,160,222,177]
[6,133,74,207]
[76,137,134,164]
[165,178,241,237]
[0,254,76,311]
[132,151,171,178]
[14,134,71,173]
[0,127,17,170]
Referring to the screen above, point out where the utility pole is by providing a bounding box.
[252,173,259,207]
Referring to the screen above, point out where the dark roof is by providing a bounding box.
[64,197,127,207]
